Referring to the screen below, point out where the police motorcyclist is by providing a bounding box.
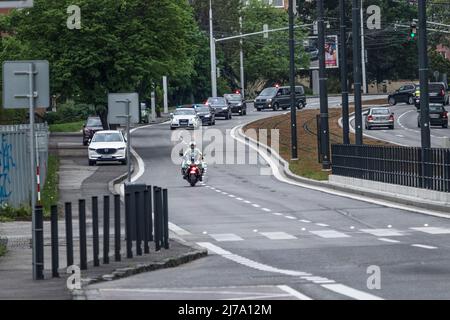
[181,141,205,179]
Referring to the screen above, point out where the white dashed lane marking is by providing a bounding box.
[378,238,401,243]
[260,232,297,240]
[315,223,329,227]
[300,220,311,223]
[309,230,350,239]
[209,234,244,242]
[261,208,271,212]
[410,227,450,235]
[411,244,438,250]
[360,228,404,237]
[285,216,297,220]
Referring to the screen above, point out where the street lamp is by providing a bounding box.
[209,0,217,98]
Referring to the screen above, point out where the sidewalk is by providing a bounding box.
[0,115,207,300]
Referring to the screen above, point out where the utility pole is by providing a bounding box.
[239,16,245,99]
[352,0,363,145]
[339,0,350,144]
[317,0,330,169]
[418,0,430,149]
[209,0,217,98]
[360,0,367,94]
[288,0,298,160]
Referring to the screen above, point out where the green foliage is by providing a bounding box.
[429,49,450,77]
[49,121,84,132]
[41,154,59,216]
[0,0,200,113]
[0,242,6,257]
[45,100,94,125]
[0,203,31,222]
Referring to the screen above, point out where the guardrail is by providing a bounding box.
[34,184,169,280]
[331,144,450,193]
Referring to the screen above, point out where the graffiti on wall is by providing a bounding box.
[0,134,16,202]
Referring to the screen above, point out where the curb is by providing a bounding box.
[71,248,208,300]
[235,119,450,217]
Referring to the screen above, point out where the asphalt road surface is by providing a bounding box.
[350,102,450,147]
[84,96,450,300]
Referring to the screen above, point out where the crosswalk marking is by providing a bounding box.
[260,232,297,240]
[309,230,350,239]
[410,227,450,235]
[209,234,244,242]
[360,228,404,237]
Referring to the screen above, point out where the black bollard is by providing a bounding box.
[92,197,100,267]
[125,192,133,259]
[147,186,153,242]
[65,202,74,267]
[50,205,59,278]
[135,191,142,256]
[79,199,87,270]
[103,195,110,264]
[162,189,170,249]
[153,187,162,251]
[114,194,121,262]
[35,205,44,280]
[143,189,150,254]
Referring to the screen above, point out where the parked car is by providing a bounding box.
[388,83,417,105]
[206,97,232,119]
[224,93,247,115]
[417,103,448,128]
[254,85,306,111]
[193,104,216,126]
[88,130,127,166]
[414,82,449,109]
[169,108,200,130]
[365,107,395,130]
[82,116,104,146]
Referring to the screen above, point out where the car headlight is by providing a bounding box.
[204,114,210,118]
[267,99,272,102]
[222,107,228,110]
[88,147,96,151]
[117,147,125,151]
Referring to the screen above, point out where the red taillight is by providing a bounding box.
[441,89,445,96]
[443,112,448,119]
[367,115,373,121]
[389,114,394,121]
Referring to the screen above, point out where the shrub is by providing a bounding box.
[45,101,95,124]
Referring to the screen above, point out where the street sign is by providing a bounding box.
[3,61,49,109]
[107,93,139,125]
[0,0,33,8]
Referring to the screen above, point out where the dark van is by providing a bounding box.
[254,85,306,111]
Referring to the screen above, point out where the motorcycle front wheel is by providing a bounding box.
[189,174,197,187]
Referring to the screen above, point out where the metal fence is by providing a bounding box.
[0,123,49,207]
[331,144,450,193]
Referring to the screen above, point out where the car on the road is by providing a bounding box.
[254,85,306,111]
[365,107,395,130]
[206,97,232,119]
[170,108,200,130]
[224,93,247,116]
[82,116,104,146]
[88,130,127,166]
[417,103,448,128]
[193,104,216,126]
[388,83,417,106]
[414,82,449,109]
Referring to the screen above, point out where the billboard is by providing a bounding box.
[302,35,339,70]
[0,1,33,8]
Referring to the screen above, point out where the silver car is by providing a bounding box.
[365,107,395,130]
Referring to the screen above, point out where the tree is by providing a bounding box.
[0,0,200,125]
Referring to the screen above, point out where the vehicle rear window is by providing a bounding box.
[259,88,277,96]
[429,105,443,112]
[430,84,444,92]
[372,109,390,115]
[224,94,241,101]
[174,109,196,115]
[87,118,102,126]
[207,97,226,104]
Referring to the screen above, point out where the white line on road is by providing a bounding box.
[259,232,297,240]
[310,230,350,239]
[300,219,311,223]
[261,208,271,212]
[277,285,312,300]
[285,216,297,220]
[168,222,191,236]
[196,242,382,300]
[252,204,261,208]
[209,233,244,242]
[272,212,283,216]
[410,227,450,234]
[315,223,329,227]
[321,284,383,300]
[378,238,401,243]
[411,244,438,250]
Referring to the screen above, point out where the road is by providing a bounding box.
[350,102,450,147]
[84,96,450,300]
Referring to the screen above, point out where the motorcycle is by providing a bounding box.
[187,160,202,187]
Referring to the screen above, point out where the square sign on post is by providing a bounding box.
[0,1,34,8]
[3,60,49,109]
[108,93,139,125]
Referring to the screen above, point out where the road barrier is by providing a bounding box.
[332,144,450,192]
[34,183,170,280]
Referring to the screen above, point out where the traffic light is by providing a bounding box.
[410,22,417,40]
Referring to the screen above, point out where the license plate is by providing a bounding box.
[430,114,439,118]
[430,93,438,97]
